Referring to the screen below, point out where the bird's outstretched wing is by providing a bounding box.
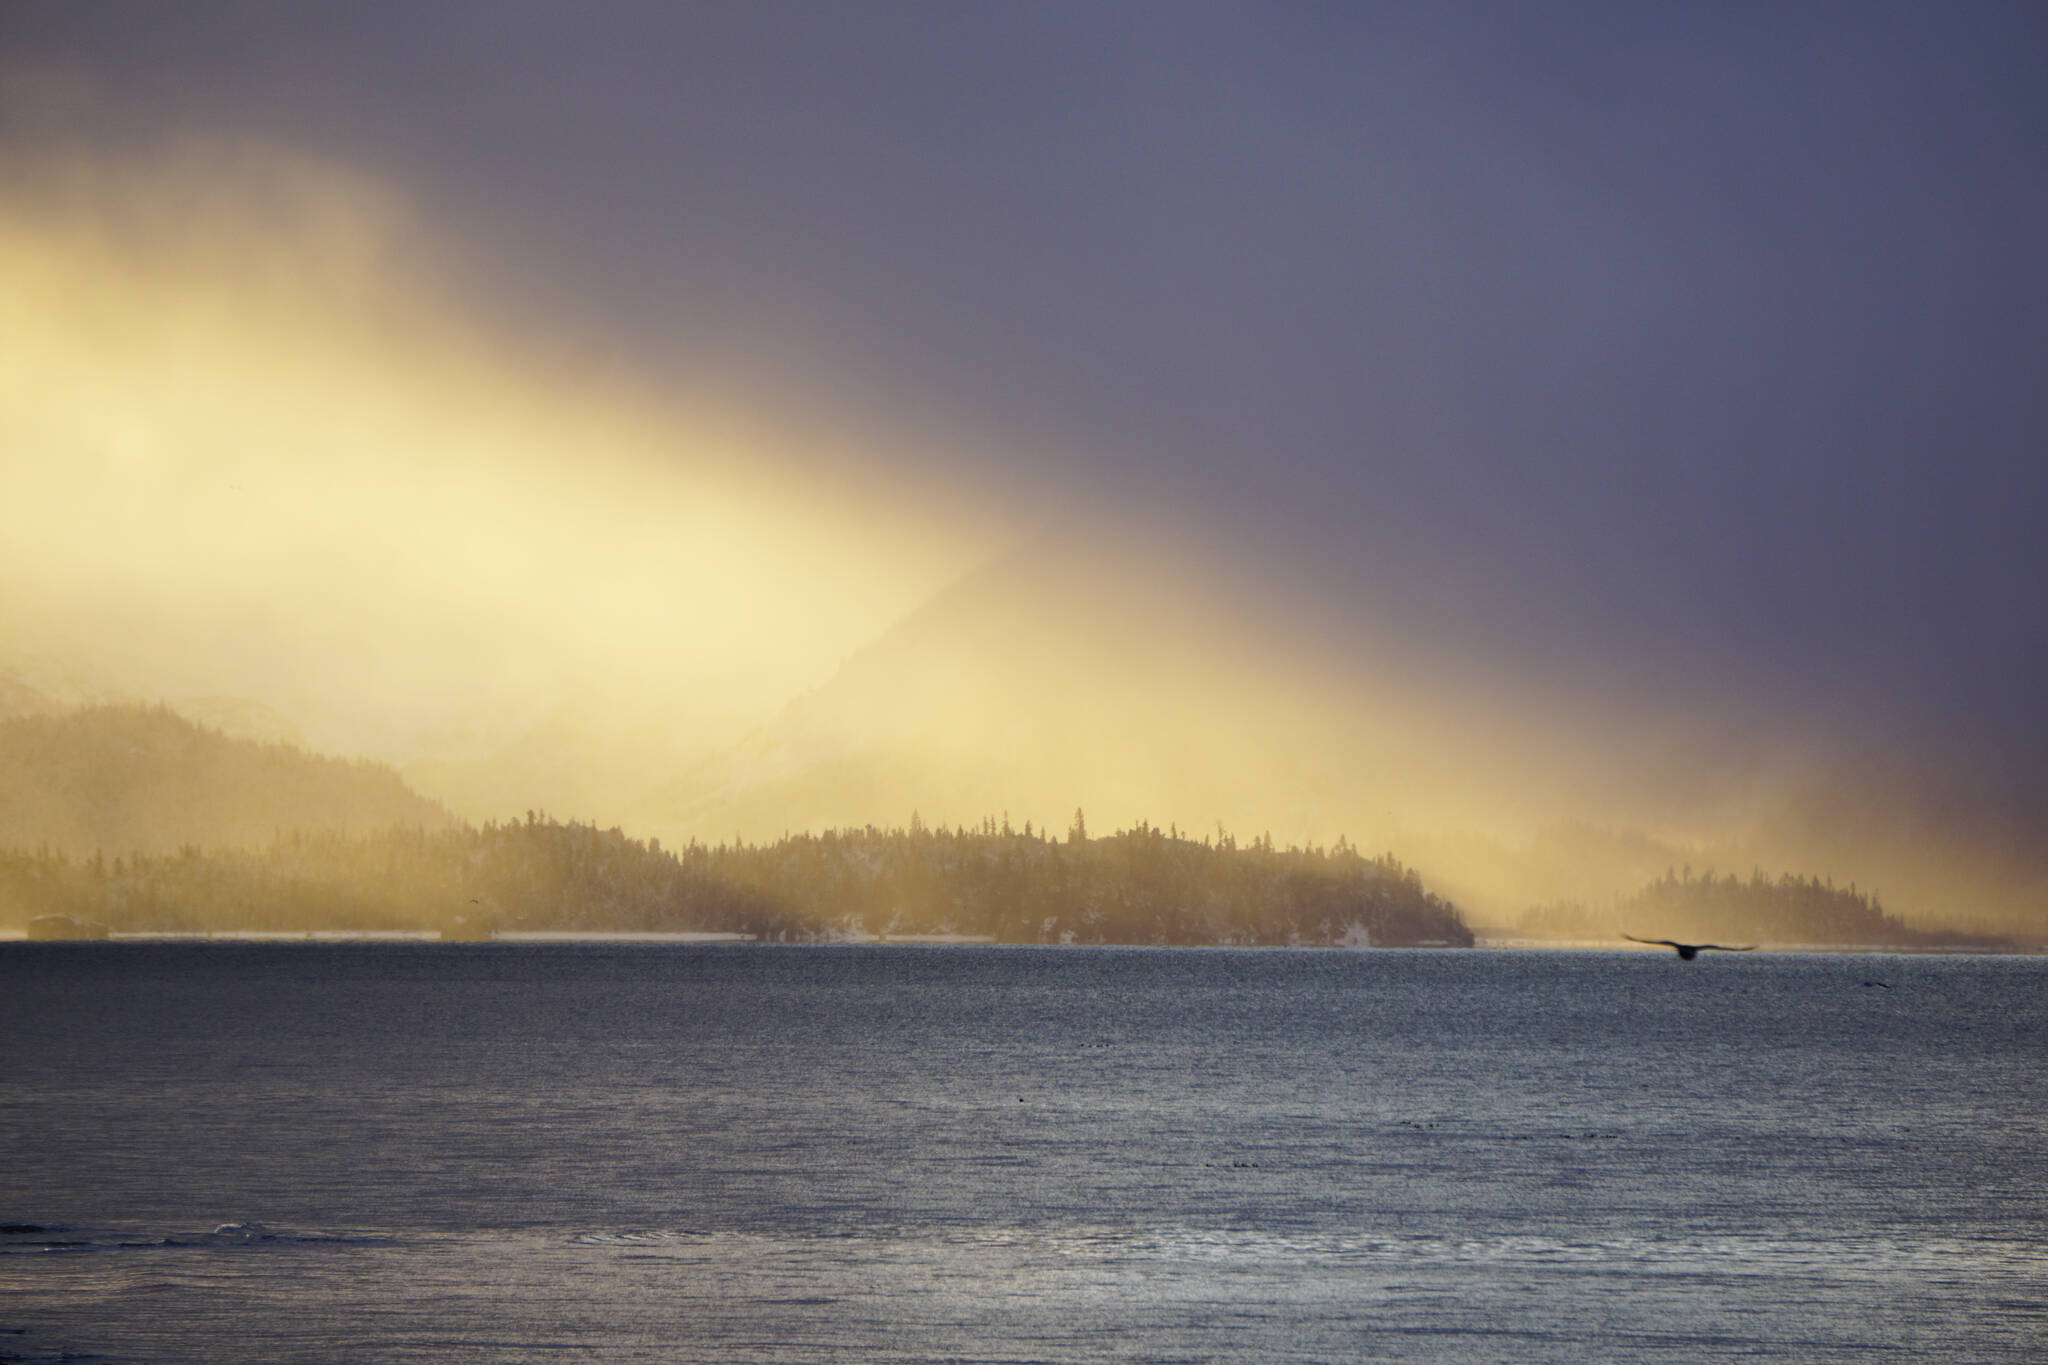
[1621,934,1682,949]
[1693,942,1754,953]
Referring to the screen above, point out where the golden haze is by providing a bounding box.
[0,120,2038,937]
[0,130,990,767]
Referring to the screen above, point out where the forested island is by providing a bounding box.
[1519,866,2012,950]
[0,812,1474,946]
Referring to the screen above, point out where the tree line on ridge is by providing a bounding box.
[0,810,1476,946]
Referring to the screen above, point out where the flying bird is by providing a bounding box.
[1622,934,1754,961]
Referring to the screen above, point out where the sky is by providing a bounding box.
[3,3,2044,918]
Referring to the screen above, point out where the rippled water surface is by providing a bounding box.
[2,944,2043,1361]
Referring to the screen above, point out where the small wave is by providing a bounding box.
[0,1223,388,1256]
[570,1229,715,1247]
[162,1224,386,1249]
[1008,1223,2046,1280]
[206,1222,276,1243]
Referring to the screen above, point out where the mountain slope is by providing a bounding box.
[628,544,1601,868]
[0,705,453,856]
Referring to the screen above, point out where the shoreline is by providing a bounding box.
[0,930,2037,954]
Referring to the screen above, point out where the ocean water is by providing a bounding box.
[1,944,2042,1363]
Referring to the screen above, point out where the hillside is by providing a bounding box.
[0,705,453,857]
[626,547,1488,857]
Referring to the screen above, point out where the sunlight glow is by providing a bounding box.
[0,133,988,766]
[0,120,2030,939]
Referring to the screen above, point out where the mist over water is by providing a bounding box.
[3,943,2042,1362]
